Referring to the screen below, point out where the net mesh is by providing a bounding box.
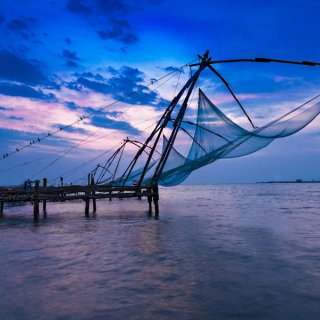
[157,89,320,186]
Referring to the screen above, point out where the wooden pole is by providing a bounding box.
[43,178,47,216]
[147,187,152,214]
[152,52,209,184]
[85,174,90,216]
[91,174,96,213]
[153,185,159,218]
[0,201,4,216]
[133,71,203,188]
[137,186,141,200]
[33,180,40,220]
[120,67,202,188]
[112,139,126,182]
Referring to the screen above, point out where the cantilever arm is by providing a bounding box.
[190,55,320,126]
[189,57,320,67]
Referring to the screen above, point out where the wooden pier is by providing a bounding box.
[0,175,160,220]
[0,52,212,221]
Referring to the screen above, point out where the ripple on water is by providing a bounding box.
[0,184,320,319]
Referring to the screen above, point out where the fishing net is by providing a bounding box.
[157,89,320,186]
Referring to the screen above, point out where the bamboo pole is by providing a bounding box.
[152,51,209,183]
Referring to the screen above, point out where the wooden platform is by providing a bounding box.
[0,177,160,220]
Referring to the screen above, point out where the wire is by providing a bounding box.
[44,117,160,183]
[0,69,181,176]
[1,58,197,161]
[173,67,183,98]
[28,72,179,179]
[49,142,122,184]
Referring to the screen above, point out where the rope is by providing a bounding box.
[1,58,197,161]
[45,118,160,183]
[0,68,182,175]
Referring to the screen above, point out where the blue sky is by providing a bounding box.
[0,0,320,185]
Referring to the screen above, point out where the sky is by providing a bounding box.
[0,0,320,185]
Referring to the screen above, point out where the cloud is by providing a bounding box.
[66,0,138,45]
[8,115,24,121]
[0,106,13,111]
[272,75,303,85]
[0,127,31,148]
[97,18,138,44]
[53,124,88,134]
[97,0,131,14]
[66,0,131,16]
[66,0,92,15]
[64,37,72,45]
[77,77,110,93]
[76,65,169,107]
[0,50,50,86]
[73,72,105,81]
[91,114,141,135]
[163,66,181,73]
[62,49,80,61]
[6,17,36,40]
[65,101,79,110]
[0,82,55,100]
[64,80,83,91]
[62,49,81,68]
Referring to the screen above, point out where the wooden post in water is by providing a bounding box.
[137,186,142,200]
[0,201,4,216]
[153,184,159,218]
[91,174,96,213]
[33,180,40,220]
[147,186,152,213]
[43,178,47,217]
[85,173,90,216]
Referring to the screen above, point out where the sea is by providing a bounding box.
[0,184,319,320]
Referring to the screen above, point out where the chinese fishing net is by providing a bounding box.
[157,89,320,186]
[116,89,320,187]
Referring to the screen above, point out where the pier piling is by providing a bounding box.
[153,185,159,218]
[43,178,47,217]
[0,183,157,220]
[147,186,152,213]
[85,174,90,216]
[91,174,96,213]
[33,180,40,220]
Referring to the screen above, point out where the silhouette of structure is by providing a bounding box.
[1,51,320,220]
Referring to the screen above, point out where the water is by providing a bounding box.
[0,184,319,319]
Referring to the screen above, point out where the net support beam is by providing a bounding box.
[151,51,211,183]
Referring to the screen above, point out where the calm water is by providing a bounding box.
[0,184,319,320]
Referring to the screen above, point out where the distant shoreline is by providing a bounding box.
[256,179,320,184]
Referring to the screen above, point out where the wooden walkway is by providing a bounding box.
[0,176,160,220]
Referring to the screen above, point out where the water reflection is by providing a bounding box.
[0,184,320,319]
